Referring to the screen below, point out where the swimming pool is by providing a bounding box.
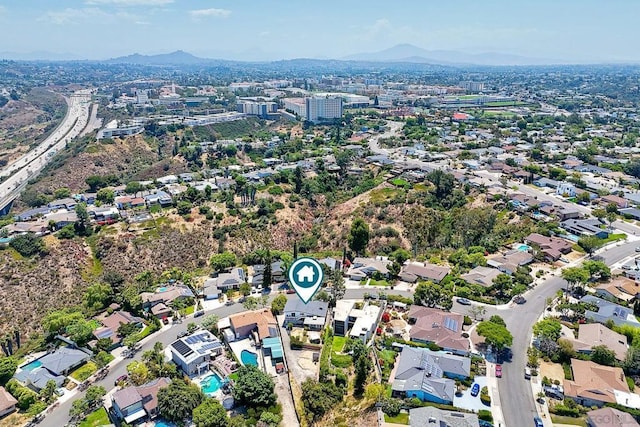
[201,373,225,394]
[21,359,42,371]
[516,244,532,252]
[240,350,258,366]
[155,420,176,427]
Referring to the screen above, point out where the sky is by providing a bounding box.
[0,0,639,62]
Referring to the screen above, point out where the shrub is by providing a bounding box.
[463,316,472,326]
[480,386,491,405]
[478,409,493,422]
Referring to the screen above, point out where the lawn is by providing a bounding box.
[550,415,587,426]
[391,178,411,188]
[332,336,347,352]
[599,233,626,245]
[80,408,110,427]
[367,279,391,287]
[331,352,353,368]
[384,412,409,425]
[70,362,97,382]
[228,372,239,382]
[185,306,195,315]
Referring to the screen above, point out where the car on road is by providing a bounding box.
[470,383,480,397]
[456,297,472,305]
[194,310,205,318]
[534,416,544,427]
[177,330,189,339]
[524,367,532,380]
[225,300,235,306]
[115,374,128,386]
[495,364,502,378]
[636,246,640,252]
[513,295,526,304]
[536,397,545,405]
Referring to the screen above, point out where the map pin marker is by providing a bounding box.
[288,257,324,304]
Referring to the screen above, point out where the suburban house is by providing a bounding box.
[227,309,278,343]
[283,299,328,331]
[0,386,17,418]
[144,191,173,207]
[486,250,533,274]
[48,197,77,210]
[318,257,342,271]
[45,211,78,230]
[346,257,391,280]
[170,330,224,377]
[566,323,628,361]
[391,347,471,405]
[250,261,285,287]
[114,196,146,210]
[581,296,640,328]
[587,407,640,427]
[14,347,91,391]
[562,218,609,239]
[208,268,246,294]
[141,285,194,319]
[408,407,479,427]
[408,306,469,355]
[333,300,383,344]
[564,359,630,407]
[509,193,538,211]
[533,177,559,189]
[111,377,171,424]
[600,194,629,209]
[460,266,502,287]
[558,208,581,221]
[93,310,144,346]
[525,233,573,261]
[557,181,577,197]
[595,276,640,303]
[399,262,451,284]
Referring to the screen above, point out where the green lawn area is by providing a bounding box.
[384,412,409,425]
[332,336,347,352]
[70,362,97,382]
[185,306,195,315]
[331,352,353,368]
[391,178,410,188]
[87,319,101,330]
[379,350,396,365]
[79,408,110,427]
[550,415,587,426]
[228,372,239,382]
[367,279,391,287]
[599,233,626,245]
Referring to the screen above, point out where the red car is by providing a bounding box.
[495,364,502,378]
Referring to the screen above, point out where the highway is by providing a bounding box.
[0,89,94,213]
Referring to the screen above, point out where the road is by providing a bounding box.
[0,89,94,213]
[39,288,402,427]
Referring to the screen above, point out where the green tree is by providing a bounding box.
[127,361,150,386]
[491,274,513,300]
[578,236,601,256]
[271,294,288,315]
[533,319,562,341]
[176,201,193,215]
[84,385,106,408]
[96,188,115,204]
[42,309,84,335]
[301,379,344,423]
[157,379,205,423]
[54,187,71,198]
[239,283,252,297]
[201,315,220,333]
[561,267,590,291]
[66,319,94,346]
[623,346,640,375]
[258,411,282,427]
[117,322,141,338]
[476,320,513,352]
[74,203,90,235]
[210,252,237,271]
[590,345,617,367]
[232,365,276,408]
[39,380,58,404]
[348,218,370,255]
[242,297,260,311]
[414,281,452,308]
[94,351,112,369]
[192,398,229,427]
[0,357,18,385]
[489,315,506,327]
[582,260,611,281]
[9,233,46,257]
[84,283,113,311]
[293,166,303,194]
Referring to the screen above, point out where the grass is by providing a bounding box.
[391,178,411,188]
[562,362,573,380]
[185,305,195,315]
[599,233,626,245]
[384,413,409,425]
[70,362,97,381]
[367,279,392,287]
[79,408,110,427]
[332,336,347,352]
[379,350,396,365]
[550,415,587,426]
[228,372,239,382]
[370,187,402,203]
[331,352,353,368]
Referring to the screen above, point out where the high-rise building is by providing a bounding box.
[305,95,343,122]
[460,81,485,93]
[236,100,278,118]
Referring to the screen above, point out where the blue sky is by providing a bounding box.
[0,0,638,61]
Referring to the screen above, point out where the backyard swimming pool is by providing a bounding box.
[201,373,225,394]
[155,420,176,427]
[516,244,532,252]
[240,350,258,366]
[21,359,42,371]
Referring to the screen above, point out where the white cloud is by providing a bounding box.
[85,0,173,6]
[189,8,231,19]
[39,8,109,25]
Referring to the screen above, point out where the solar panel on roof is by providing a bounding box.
[443,317,458,332]
[172,340,194,357]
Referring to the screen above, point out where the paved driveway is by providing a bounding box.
[454,376,490,412]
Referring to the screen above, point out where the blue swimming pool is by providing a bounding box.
[21,360,42,371]
[155,420,176,427]
[201,373,225,394]
[241,350,258,366]
[516,244,532,252]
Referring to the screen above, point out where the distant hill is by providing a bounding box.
[343,43,559,66]
[105,50,212,65]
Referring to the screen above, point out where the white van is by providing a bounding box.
[524,367,532,380]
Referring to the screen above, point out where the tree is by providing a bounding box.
[271,294,287,315]
[84,283,113,311]
[533,319,562,341]
[127,361,150,386]
[489,315,506,327]
[364,383,386,402]
[39,380,58,404]
[210,252,237,272]
[85,385,106,408]
[582,260,611,281]
[242,296,260,311]
[94,351,112,368]
[177,201,193,215]
[491,274,513,299]
[590,345,617,367]
[9,233,46,257]
[232,365,276,408]
[380,398,402,417]
[157,379,205,423]
[476,320,513,352]
[74,203,90,235]
[239,283,252,297]
[0,357,17,385]
[293,166,303,194]
[201,315,220,333]
[42,309,84,335]
[561,267,590,291]
[117,322,140,338]
[414,281,452,308]
[354,348,372,395]
[469,305,487,321]
[301,379,344,423]
[192,398,229,427]
[258,411,282,427]
[623,346,640,375]
[65,319,94,346]
[348,218,370,255]
[578,236,601,256]
[96,188,115,204]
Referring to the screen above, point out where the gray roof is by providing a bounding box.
[581,295,640,328]
[14,367,65,391]
[38,347,90,376]
[284,299,329,318]
[409,406,479,427]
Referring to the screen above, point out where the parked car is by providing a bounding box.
[534,416,544,427]
[177,330,189,339]
[513,295,526,304]
[524,367,531,380]
[457,297,472,305]
[225,300,235,306]
[470,383,480,397]
[115,375,128,386]
[194,310,205,318]
[495,364,502,378]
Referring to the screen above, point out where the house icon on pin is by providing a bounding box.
[296,265,315,283]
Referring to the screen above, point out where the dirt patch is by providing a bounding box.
[539,360,565,384]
